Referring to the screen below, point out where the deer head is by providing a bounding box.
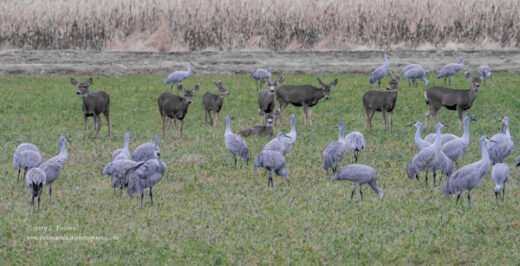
[465,72,481,92]
[177,83,199,105]
[316,77,338,100]
[70,77,93,97]
[214,80,230,96]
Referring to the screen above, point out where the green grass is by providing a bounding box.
[1,73,519,264]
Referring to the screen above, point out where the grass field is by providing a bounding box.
[1,73,519,264]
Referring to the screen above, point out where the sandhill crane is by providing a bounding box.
[112,133,131,161]
[13,143,41,185]
[424,132,458,145]
[345,131,365,163]
[441,116,477,167]
[437,56,464,85]
[251,66,272,90]
[39,136,71,201]
[264,132,292,155]
[103,159,138,196]
[131,136,160,162]
[478,66,492,85]
[369,53,389,88]
[126,151,167,208]
[403,66,429,87]
[487,116,513,165]
[164,63,191,90]
[224,115,250,166]
[254,150,289,187]
[263,114,296,155]
[406,121,430,150]
[407,122,454,186]
[444,136,494,208]
[323,123,347,173]
[332,164,383,202]
[25,168,46,211]
[492,163,510,200]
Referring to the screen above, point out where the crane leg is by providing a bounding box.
[433,169,437,186]
[467,191,471,208]
[31,195,35,208]
[456,192,462,205]
[268,171,273,188]
[149,187,153,207]
[502,182,506,201]
[349,185,358,203]
[140,192,144,208]
[17,168,21,183]
[354,152,359,163]
[359,186,364,201]
[424,171,428,186]
[49,184,52,202]
[233,154,237,167]
[37,194,41,211]
[119,185,123,197]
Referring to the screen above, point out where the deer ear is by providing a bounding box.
[87,77,93,85]
[193,83,200,93]
[177,84,184,93]
[316,77,325,87]
[395,74,400,82]
[388,72,394,80]
[70,78,79,86]
[465,72,472,81]
[277,76,285,85]
[331,78,338,86]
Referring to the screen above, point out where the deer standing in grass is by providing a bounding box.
[202,80,229,127]
[158,84,199,139]
[275,77,338,126]
[424,72,480,131]
[362,72,400,133]
[70,77,110,140]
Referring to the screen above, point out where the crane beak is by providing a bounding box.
[283,134,291,139]
[406,122,415,127]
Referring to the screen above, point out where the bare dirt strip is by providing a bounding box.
[0,49,519,76]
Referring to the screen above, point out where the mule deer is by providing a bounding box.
[202,80,229,127]
[424,72,480,131]
[70,77,110,140]
[362,72,400,133]
[158,83,199,139]
[275,77,338,126]
[258,76,284,123]
[237,113,275,137]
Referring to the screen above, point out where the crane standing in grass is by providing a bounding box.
[345,130,366,163]
[487,116,513,165]
[126,151,167,208]
[436,56,464,85]
[492,163,510,200]
[131,136,160,162]
[39,136,71,201]
[224,115,250,166]
[332,164,384,202]
[444,136,494,208]
[369,53,389,88]
[112,133,132,161]
[13,143,41,185]
[25,167,46,211]
[254,150,289,187]
[323,123,347,173]
[251,66,272,91]
[164,63,191,90]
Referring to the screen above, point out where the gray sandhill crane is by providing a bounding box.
[323,123,347,173]
[441,116,476,167]
[25,167,46,211]
[39,136,71,201]
[345,131,366,163]
[444,136,494,208]
[13,143,41,185]
[369,53,389,88]
[103,159,138,196]
[224,115,250,166]
[487,116,513,165]
[126,151,167,208]
[332,164,384,202]
[492,163,510,200]
[254,150,289,187]
[131,136,160,162]
[407,121,430,150]
[112,133,131,161]
[264,132,291,155]
[407,122,453,186]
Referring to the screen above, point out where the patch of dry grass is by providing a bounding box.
[0,0,519,51]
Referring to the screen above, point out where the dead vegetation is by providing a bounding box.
[0,0,519,51]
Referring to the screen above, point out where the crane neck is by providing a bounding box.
[225,118,232,134]
[290,117,296,133]
[414,124,424,145]
[338,125,345,141]
[59,139,68,156]
[187,64,191,74]
[480,139,490,166]
[434,125,443,151]
[461,119,471,145]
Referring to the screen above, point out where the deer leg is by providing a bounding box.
[95,115,102,139]
[179,120,184,139]
[367,110,375,132]
[215,112,219,127]
[83,115,88,140]
[104,111,111,137]
[161,115,166,138]
[166,117,172,138]
[382,111,387,133]
[204,110,208,125]
[308,107,313,126]
[457,109,466,132]
[389,112,393,133]
[302,105,309,126]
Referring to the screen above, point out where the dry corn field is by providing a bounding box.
[1,0,519,51]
